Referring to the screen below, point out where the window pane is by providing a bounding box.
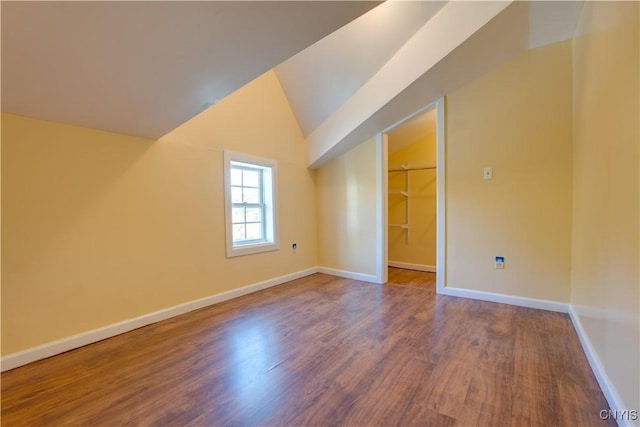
[243,169,260,188]
[231,168,242,186]
[232,207,245,224]
[246,223,263,241]
[231,186,243,203]
[243,187,260,203]
[232,224,246,242]
[245,207,261,222]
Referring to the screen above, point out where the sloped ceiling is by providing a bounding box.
[2,1,582,166]
[1,1,378,139]
[275,1,446,137]
[275,1,583,167]
[387,108,436,155]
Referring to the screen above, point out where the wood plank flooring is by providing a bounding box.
[1,268,614,426]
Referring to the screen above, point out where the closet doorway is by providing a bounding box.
[379,98,445,291]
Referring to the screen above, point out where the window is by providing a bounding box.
[224,151,278,257]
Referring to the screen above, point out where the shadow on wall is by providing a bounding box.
[1,113,157,351]
[1,114,155,278]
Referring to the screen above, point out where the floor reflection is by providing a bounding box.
[227,315,287,423]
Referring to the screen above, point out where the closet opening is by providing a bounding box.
[377,98,445,292]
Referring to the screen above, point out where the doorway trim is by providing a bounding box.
[375,132,388,284]
[377,97,446,293]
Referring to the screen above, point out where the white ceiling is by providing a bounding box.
[295,1,583,167]
[387,108,436,155]
[1,1,378,139]
[275,1,446,137]
[2,1,583,166]
[528,1,584,49]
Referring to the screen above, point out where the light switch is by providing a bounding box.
[483,167,493,180]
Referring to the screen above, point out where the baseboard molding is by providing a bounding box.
[440,285,634,424]
[388,261,436,273]
[439,286,569,313]
[318,266,379,284]
[5,268,630,425]
[1,267,319,372]
[568,306,632,426]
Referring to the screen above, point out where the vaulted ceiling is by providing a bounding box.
[1,1,379,139]
[2,1,583,167]
[276,0,583,167]
[275,1,447,137]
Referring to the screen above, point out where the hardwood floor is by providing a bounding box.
[2,268,614,426]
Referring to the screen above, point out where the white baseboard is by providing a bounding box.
[1,267,319,372]
[568,306,633,427]
[318,266,380,284]
[5,268,630,425]
[440,285,634,425]
[388,261,436,273]
[439,286,569,313]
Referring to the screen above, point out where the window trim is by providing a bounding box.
[223,150,278,257]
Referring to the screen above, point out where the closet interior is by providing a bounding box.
[387,108,437,273]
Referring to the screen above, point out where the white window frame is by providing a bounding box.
[224,150,278,257]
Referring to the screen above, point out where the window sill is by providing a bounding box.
[226,241,279,258]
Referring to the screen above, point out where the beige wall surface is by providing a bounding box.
[316,136,377,276]
[388,135,436,267]
[571,1,639,411]
[1,70,318,354]
[445,40,573,302]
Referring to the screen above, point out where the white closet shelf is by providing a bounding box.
[388,160,435,244]
[388,160,436,172]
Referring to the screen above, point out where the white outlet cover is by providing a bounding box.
[483,167,493,179]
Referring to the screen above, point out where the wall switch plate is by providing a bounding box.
[484,167,493,180]
[495,256,504,269]
[292,243,297,252]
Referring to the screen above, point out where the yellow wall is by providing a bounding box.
[1,70,318,354]
[316,136,377,276]
[445,40,573,301]
[388,134,436,267]
[3,9,638,413]
[571,1,639,411]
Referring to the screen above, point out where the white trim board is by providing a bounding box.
[440,285,630,422]
[4,266,628,422]
[377,96,446,291]
[317,267,380,284]
[568,306,632,427]
[388,261,436,273]
[435,97,446,294]
[439,286,569,313]
[375,132,389,285]
[1,267,319,372]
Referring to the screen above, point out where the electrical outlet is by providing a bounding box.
[292,243,297,252]
[484,167,493,180]
[495,256,504,269]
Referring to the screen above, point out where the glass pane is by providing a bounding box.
[232,207,245,224]
[231,168,242,186]
[232,224,246,242]
[245,207,261,222]
[246,223,263,241]
[243,169,260,188]
[231,186,243,203]
[243,187,260,203]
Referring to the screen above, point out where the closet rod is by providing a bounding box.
[388,166,437,172]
